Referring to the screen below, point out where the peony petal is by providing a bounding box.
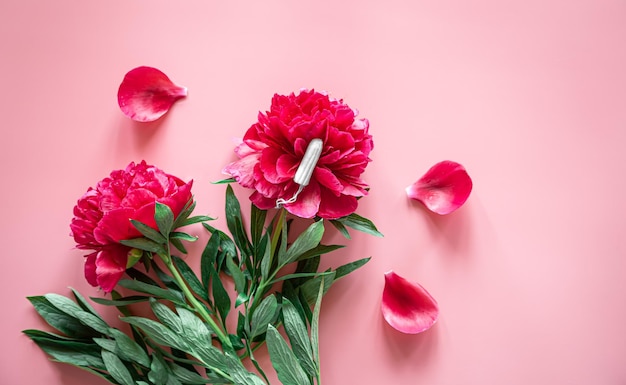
[117,66,187,122]
[84,252,99,287]
[382,271,439,334]
[406,160,473,215]
[95,246,129,292]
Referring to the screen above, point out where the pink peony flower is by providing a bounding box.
[223,89,373,219]
[382,271,439,334]
[117,66,187,122]
[406,160,473,215]
[70,161,193,292]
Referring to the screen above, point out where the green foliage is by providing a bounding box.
[25,186,376,385]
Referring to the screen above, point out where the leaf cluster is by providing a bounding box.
[24,186,381,385]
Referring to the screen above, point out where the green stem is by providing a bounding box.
[161,255,232,349]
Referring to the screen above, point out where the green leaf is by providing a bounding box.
[170,237,188,254]
[334,257,371,280]
[126,267,161,287]
[311,279,325,370]
[295,244,345,261]
[110,328,151,367]
[266,325,311,385]
[172,255,208,301]
[171,198,196,229]
[130,219,168,244]
[121,316,188,351]
[260,233,272,282]
[150,299,184,335]
[300,271,336,306]
[170,231,199,242]
[282,299,316,378]
[149,352,170,385]
[90,295,150,307]
[44,294,111,336]
[250,204,267,248]
[329,219,350,239]
[212,177,236,184]
[225,355,266,385]
[270,271,333,285]
[169,362,228,384]
[249,294,278,338]
[280,220,324,267]
[155,202,175,237]
[333,213,383,238]
[289,256,321,289]
[177,307,212,343]
[118,279,184,304]
[102,349,135,385]
[24,330,105,368]
[176,215,214,228]
[27,296,96,338]
[201,231,220,289]
[225,184,252,258]
[70,288,101,319]
[120,237,165,254]
[203,224,238,267]
[226,254,246,294]
[93,337,117,352]
[211,269,231,325]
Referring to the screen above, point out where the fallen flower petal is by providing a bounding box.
[406,160,472,215]
[382,271,439,334]
[117,66,187,122]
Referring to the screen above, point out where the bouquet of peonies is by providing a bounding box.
[24,88,383,385]
[25,66,472,384]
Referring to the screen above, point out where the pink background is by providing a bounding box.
[2,1,626,384]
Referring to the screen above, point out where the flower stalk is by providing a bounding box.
[160,251,232,349]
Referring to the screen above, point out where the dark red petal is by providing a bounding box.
[84,252,99,287]
[95,246,129,293]
[93,208,136,243]
[406,160,473,215]
[316,189,358,219]
[382,271,439,334]
[284,181,321,219]
[117,66,187,122]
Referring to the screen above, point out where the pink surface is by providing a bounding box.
[2,1,626,384]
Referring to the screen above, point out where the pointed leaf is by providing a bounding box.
[120,316,188,351]
[280,220,324,267]
[155,202,175,236]
[201,231,220,289]
[110,328,151,367]
[334,257,371,280]
[211,269,231,325]
[172,255,207,301]
[118,279,184,304]
[102,349,135,385]
[282,299,316,378]
[311,279,324,367]
[250,294,278,338]
[266,325,311,385]
[90,295,150,306]
[334,213,382,237]
[130,219,168,244]
[44,294,110,335]
[27,296,96,338]
[120,237,165,254]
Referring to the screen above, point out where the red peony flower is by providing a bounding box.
[70,161,193,292]
[223,89,373,219]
